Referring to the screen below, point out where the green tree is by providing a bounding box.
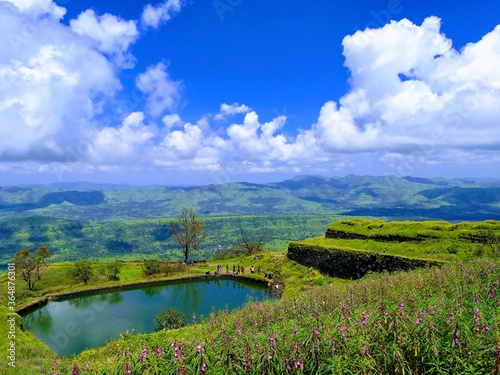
[169,208,206,262]
[13,246,51,290]
[98,260,123,281]
[154,308,186,330]
[69,259,94,285]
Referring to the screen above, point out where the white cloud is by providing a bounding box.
[214,102,251,121]
[162,113,182,130]
[70,10,139,68]
[89,112,156,164]
[311,16,500,162]
[141,0,183,29]
[154,118,224,170]
[0,2,121,161]
[4,0,66,19]
[136,62,182,117]
[225,111,318,165]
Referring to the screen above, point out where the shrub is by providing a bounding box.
[142,259,161,276]
[154,308,186,330]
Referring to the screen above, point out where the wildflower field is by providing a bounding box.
[53,257,499,374]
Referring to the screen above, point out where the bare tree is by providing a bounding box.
[169,208,206,262]
[239,228,269,256]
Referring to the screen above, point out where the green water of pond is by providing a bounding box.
[21,277,269,356]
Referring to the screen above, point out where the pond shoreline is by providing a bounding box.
[16,273,268,315]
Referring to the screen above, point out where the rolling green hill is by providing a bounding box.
[1,175,499,221]
[1,175,499,265]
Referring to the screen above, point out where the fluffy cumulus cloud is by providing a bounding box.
[89,112,156,164]
[0,0,121,162]
[5,0,66,19]
[154,118,224,170]
[214,102,251,121]
[313,16,500,163]
[136,62,183,117]
[223,112,319,171]
[141,0,183,29]
[70,10,139,68]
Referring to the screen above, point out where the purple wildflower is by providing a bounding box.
[295,359,303,369]
[361,311,368,325]
[269,334,275,344]
[124,363,131,375]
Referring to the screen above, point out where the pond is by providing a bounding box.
[21,277,269,357]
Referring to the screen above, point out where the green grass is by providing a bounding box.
[298,219,500,261]
[327,218,500,238]
[0,305,55,372]
[26,256,500,374]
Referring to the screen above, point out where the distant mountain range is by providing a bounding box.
[1,175,499,221]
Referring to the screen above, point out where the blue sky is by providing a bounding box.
[0,0,499,185]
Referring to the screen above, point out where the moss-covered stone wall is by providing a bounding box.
[325,229,438,243]
[287,242,442,280]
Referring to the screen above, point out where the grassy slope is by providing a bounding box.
[300,219,500,261]
[41,257,500,374]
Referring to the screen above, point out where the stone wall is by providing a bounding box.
[287,242,442,280]
[325,229,438,243]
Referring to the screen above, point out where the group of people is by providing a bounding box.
[216,264,265,275]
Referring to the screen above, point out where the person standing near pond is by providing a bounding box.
[226,264,229,273]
